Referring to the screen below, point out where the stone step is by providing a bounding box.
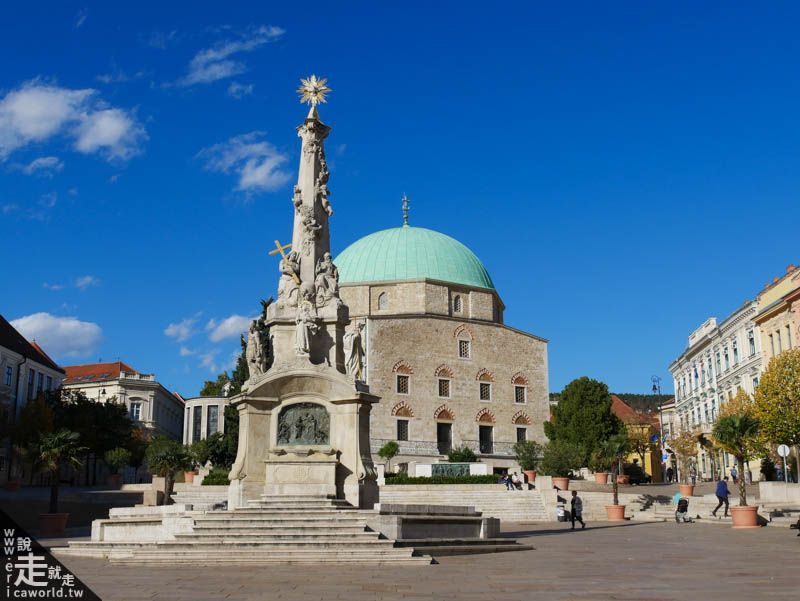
[174,532,382,541]
[68,539,400,550]
[107,552,431,565]
[193,518,367,528]
[193,522,368,531]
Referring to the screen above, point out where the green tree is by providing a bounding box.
[603,434,631,506]
[544,377,624,465]
[205,405,240,469]
[753,349,800,478]
[199,373,231,397]
[713,414,760,506]
[447,446,478,463]
[539,440,582,477]
[378,441,400,472]
[190,438,211,468]
[513,440,543,471]
[104,447,131,475]
[669,429,699,484]
[32,429,87,513]
[12,395,55,482]
[145,437,192,505]
[227,335,249,396]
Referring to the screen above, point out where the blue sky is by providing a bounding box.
[1,2,799,397]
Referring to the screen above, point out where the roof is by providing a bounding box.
[335,226,495,290]
[0,314,64,373]
[63,361,138,385]
[611,395,660,427]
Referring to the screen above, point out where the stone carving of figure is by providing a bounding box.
[277,250,301,307]
[245,320,265,380]
[343,321,365,380]
[314,252,339,305]
[299,206,322,255]
[295,301,319,356]
[277,421,290,445]
[319,184,333,216]
[292,185,303,210]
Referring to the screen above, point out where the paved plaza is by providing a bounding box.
[54,520,797,601]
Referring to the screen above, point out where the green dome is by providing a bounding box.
[335,226,495,290]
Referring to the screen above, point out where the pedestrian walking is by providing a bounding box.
[711,476,730,518]
[730,466,738,484]
[570,491,585,530]
[666,467,674,483]
[689,465,697,486]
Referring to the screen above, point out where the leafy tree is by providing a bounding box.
[513,440,542,471]
[126,428,149,471]
[190,438,211,468]
[447,446,477,463]
[378,441,400,472]
[603,434,631,506]
[713,414,760,506]
[199,373,231,397]
[539,440,582,477]
[32,429,87,513]
[227,335,249,397]
[544,377,624,465]
[12,394,55,482]
[669,430,699,484]
[753,349,800,478]
[626,425,654,469]
[145,437,192,505]
[104,447,131,475]
[205,406,240,469]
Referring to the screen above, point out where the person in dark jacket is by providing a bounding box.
[712,476,730,518]
[570,491,585,529]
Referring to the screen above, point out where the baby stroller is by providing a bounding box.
[675,497,693,523]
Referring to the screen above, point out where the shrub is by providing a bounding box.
[539,440,582,477]
[104,447,132,475]
[202,467,231,486]
[145,437,192,505]
[383,474,499,485]
[447,446,477,463]
[190,438,211,468]
[378,441,399,462]
[513,440,542,471]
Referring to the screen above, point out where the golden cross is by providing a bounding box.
[268,239,300,284]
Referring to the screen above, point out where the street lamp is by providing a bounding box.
[652,375,666,482]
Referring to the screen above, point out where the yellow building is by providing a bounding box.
[754,264,800,362]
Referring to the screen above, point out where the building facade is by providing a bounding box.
[754,264,800,363]
[62,361,184,440]
[0,315,65,482]
[182,396,230,445]
[335,223,549,473]
[668,301,762,480]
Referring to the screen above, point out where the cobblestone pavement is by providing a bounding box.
[56,521,798,601]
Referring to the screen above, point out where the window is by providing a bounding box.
[479,425,493,454]
[27,370,35,399]
[192,406,202,441]
[396,374,409,395]
[514,385,526,404]
[37,373,44,393]
[184,408,190,442]
[46,376,52,390]
[458,339,471,359]
[724,348,730,370]
[378,292,388,310]
[748,331,756,356]
[787,325,793,350]
[397,419,409,441]
[715,352,721,374]
[437,422,452,455]
[732,341,739,365]
[4,366,11,386]
[776,330,783,354]
[479,382,492,401]
[752,377,759,389]
[438,378,450,398]
[769,334,775,357]
[207,405,219,436]
[453,295,462,313]
[130,402,142,421]
[516,427,527,443]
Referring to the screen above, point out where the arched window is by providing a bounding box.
[512,373,528,404]
[454,325,473,359]
[476,369,494,401]
[453,295,462,313]
[435,365,454,398]
[392,360,413,395]
[378,292,388,310]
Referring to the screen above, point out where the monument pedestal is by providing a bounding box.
[263,448,338,497]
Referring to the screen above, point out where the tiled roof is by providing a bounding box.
[611,394,659,427]
[0,314,64,373]
[63,361,138,385]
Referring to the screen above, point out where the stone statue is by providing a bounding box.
[245,320,265,379]
[277,250,301,307]
[292,185,303,209]
[299,206,322,255]
[319,184,333,216]
[314,252,339,305]
[343,321,365,380]
[295,301,319,356]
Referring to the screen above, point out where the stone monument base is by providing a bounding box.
[263,447,338,497]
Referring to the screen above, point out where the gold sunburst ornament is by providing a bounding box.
[297,75,331,107]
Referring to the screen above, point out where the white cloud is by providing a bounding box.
[96,68,147,85]
[206,314,253,342]
[21,156,64,176]
[198,131,290,195]
[227,82,254,99]
[42,282,65,290]
[0,81,146,161]
[179,346,195,357]
[108,174,119,184]
[74,9,88,29]
[145,30,178,50]
[74,275,100,290]
[164,316,199,342]
[39,192,57,208]
[199,350,219,373]
[11,312,102,358]
[177,25,284,87]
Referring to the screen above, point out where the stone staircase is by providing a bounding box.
[171,485,229,510]
[379,486,550,522]
[56,496,431,565]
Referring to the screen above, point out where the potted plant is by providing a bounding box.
[670,429,699,496]
[32,429,86,537]
[605,434,630,521]
[104,447,131,489]
[540,440,581,490]
[145,437,192,505]
[588,448,612,484]
[513,440,542,485]
[712,414,761,528]
[378,441,400,474]
[187,439,211,484]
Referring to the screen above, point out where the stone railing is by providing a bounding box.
[120,372,155,382]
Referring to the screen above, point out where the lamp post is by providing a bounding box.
[652,375,665,482]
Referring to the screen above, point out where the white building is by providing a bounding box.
[669,301,762,479]
[1,315,65,482]
[62,361,184,440]
[182,396,231,445]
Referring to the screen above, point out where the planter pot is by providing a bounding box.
[594,472,609,484]
[730,505,759,529]
[605,505,626,521]
[616,475,630,485]
[107,474,122,489]
[678,484,695,497]
[184,471,196,484]
[552,476,570,490]
[523,470,536,484]
[4,479,21,492]
[39,513,69,537]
